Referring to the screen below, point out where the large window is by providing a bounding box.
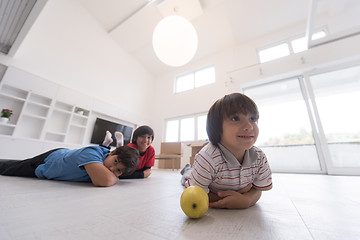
[258,30,326,63]
[165,113,207,142]
[243,63,360,175]
[308,65,360,172]
[244,78,321,172]
[175,66,215,93]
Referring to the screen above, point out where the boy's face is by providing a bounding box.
[220,112,259,159]
[103,153,126,177]
[136,134,152,153]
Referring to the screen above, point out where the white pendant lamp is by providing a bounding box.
[152,15,198,67]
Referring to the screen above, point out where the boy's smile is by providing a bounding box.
[136,134,152,153]
[220,113,259,161]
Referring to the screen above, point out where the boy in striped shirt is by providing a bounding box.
[181,93,272,209]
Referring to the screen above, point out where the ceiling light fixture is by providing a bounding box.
[152,13,198,67]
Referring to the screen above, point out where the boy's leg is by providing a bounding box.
[180,164,192,186]
[100,130,112,149]
[0,148,62,178]
[115,132,123,148]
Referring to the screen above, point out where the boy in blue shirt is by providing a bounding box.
[0,145,139,187]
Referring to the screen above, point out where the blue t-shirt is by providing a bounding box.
[35,146,110,182]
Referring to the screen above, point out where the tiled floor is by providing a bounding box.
[0,170,359,240]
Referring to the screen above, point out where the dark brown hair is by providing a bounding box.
[131,125,154,144]
[112,146,139,176]
[206,93,259,146]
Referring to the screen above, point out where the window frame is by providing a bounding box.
[164,112,208,143]
[257,27,327,63]
[241,59,360,175]
[174,65,216,93]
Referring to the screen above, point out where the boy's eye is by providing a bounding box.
[230,116,240,121]
[250,116,258,122]
[114,159,118,163]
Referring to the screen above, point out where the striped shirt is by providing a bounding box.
[185,143,272,193]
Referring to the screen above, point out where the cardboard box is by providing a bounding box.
[156,154,181,170]
[188,142,207,166]
[189,156,195,166]
[188,142,207,156]
[160,142,184,155]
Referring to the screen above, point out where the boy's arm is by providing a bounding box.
[209,188,262,209]
[84,162,118,187]
[119,167,151,179]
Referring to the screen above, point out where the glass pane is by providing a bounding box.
[258,43,290,63]
[291,37,307,53]
[291,31,326,54]
[312,30,326,40]
[244,78,321,171]
[180,117,194,141]
[175,74,194,93]
[197,115,208,140]
[310,65,360,167]
[195,67,215,88]
[165,120,179,142]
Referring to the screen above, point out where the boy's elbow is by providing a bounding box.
[92,177,118,187]
[247,189,262,207]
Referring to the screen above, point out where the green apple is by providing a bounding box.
[180,185,209,218]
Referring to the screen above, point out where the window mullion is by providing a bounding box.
[299,76,328,174]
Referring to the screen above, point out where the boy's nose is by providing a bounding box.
[243,121,253,130]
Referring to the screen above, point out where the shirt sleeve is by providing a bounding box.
[185,151,215,193]
[144,146,155,167]
[76,147,105,168]
[252,151,273,191]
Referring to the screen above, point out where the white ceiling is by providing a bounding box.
[74,0,360,76]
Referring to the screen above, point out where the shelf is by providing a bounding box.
[0,95,25,125]
[0,124,15,136]
[70,123,87,129]
[47,110,71,133]
[0,68,106,157]
[23,102,50,118]
[71,114,88,126]
[44,132,65,142]
[14,115,45,139]
[67,125,86,145]
[22,113,47,120]
[0,84,27,100]
[0,122,16,127]
[0,92,27,102]
[55,101,73,112]
[28,93,52,106]
[45,131,66,136]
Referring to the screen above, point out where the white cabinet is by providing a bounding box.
[13,92,52,139]
[0,84,27,136]
[0,66,134,159]
[0,82,90,146]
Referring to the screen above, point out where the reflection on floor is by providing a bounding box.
[0,170,359,240]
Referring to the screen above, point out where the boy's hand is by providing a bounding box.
[143,169,152,178]
[238,183,253,193]
[209,188,261,209]
[209,191,250,209]
[84,163,119,187]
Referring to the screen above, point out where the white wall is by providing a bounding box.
[1,1,359,156]
[150,22,360,153]
[0,0,155,126]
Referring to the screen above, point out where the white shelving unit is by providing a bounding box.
[0,66,135,159]
[0,84,27,137]
[0,83,90,146]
